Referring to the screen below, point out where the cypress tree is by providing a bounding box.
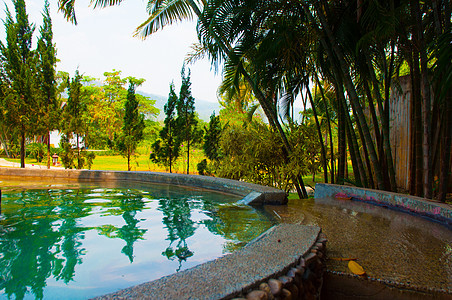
[151,82,180,173]
[0,0,36,168]
[122,81,145,171]
[176,66,200,174]
[37,0,58,169]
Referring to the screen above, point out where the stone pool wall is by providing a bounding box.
[0,168,287,205]
[314,183,452,227]
[94,224,327,300]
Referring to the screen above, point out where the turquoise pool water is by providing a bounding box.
[0,181,275,299]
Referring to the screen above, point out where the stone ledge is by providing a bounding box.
[314,183,452,228]
[0,168,288,205]
[93,224,323,300]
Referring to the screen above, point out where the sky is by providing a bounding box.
[0,0,223,103]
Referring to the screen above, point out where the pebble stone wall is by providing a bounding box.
[230,233,327,300]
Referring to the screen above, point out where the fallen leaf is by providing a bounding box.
[348,260,366,276]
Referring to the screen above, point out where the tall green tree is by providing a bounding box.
[37,0,59,169]
[119,80,145,171]
[197,111,221,175]
[58,0,451,201]
[61,70,94,169]
[0,0,37,168]
[176,66,201,174]
[203,112,221,162]
[151,82,181,173]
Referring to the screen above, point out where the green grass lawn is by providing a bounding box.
[4,148,207,174]
[3,151,354,199]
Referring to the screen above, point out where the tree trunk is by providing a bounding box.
[313,2,386,190]
[408,60,416,195]
[336,87,346,184]
[128,147,131,171]
[354,106,375,189]
[306,87,328,183]
[47,131,51,169]
[77,134,80,169]
[187,137,190,174]
[20,128,25,168]
[344,97,368,187]
[240,68,308,198]
[366,56,396,191]
[413,55,424,197]
[412,0,433,198]
[437,94,451,202]
[196,1,307,197]
[315,74,335,184]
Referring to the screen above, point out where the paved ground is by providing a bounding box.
[0,158,62,169]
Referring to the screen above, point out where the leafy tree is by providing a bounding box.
[61,70,95,169]
[36,0,59,169]
[57,0,451,201]
[117,81,145,171]
[0,0,37,168]
[198,111,221,175]
[151,82,181,173]
[82,71,158,149]
[176,66,202,174]
[203,112,221,161]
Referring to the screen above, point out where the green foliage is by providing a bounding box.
[27,142,46,162]
[213,116,325,191]
[0,0,39,166]
[60,71,96,169]
[216,121,290,189]
[203,112,221,161]
[176,66,203,174]
[59,136,76,169]
[116,81,145,171]
[59,135,95,170]
[81,70,158,149]
[151,83,181,172]
[197,159,208,175]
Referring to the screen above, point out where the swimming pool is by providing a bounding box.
[0,181,275,299]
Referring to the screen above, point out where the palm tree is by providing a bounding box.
[58,0,451,201]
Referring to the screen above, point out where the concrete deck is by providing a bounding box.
[93,224,321,300]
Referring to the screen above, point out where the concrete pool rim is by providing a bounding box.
[314,183,452,229]
[0,167,288,206]
[0,168,325,299]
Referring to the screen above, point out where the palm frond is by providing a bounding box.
[185,42,207,64]
[57,0,77,24]
[91,0,124,9]
[134,0,193,38]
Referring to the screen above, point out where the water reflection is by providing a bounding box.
[0,189,89,299]
[159,198,195,272]
[0,185,273,300]
[96,191,147,262]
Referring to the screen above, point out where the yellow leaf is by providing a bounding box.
[348,260,366,276]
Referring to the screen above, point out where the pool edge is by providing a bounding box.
[314,183,452,228]
[0,168,288,205]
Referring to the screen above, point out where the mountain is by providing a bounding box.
[138,91,222,121]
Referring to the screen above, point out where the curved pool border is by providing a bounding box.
[315,183,452,297]
[314,183,452,228]
[0,167,287,205]
[0,168,330,299]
